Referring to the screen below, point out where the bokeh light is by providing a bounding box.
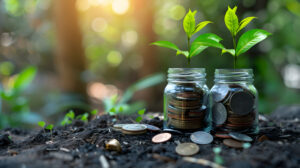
[107,51,123,66]
[112,0,129,15]
[121,30,138,48]
[91,17,108,33]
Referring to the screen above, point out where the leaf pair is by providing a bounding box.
[183,9,212,38]
[224,6,256,36]
[152,33,224,59]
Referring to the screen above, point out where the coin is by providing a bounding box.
[122,124,147,132]
[215,132,231,139]
[223,139,244,148]
[212,103,227,125]
[122,129,147,135]
[113,124,127,129]
[168,99,202,109]
[175,143,199,156]
[190,131,213,144]
[105,139,122,152]
[229,132,253,142]
[163,128,183,134]
[175,92,203,100]
[152,133,172,143]
[168,118,203,130]
[229,91,254,116]
[211,84,230,102]
[145,124,161,132]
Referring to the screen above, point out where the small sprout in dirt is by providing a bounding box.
[243,143,251,149]
[90,109,98,116]
[38,121,46,133]
[45,124,54,140]
[151,9,224,66]
[213,147,224,165]
[61,110,75,126]
[135,108,146,123]
[79,113,89,123]
[222,6,271,68]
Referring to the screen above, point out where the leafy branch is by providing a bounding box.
[151,9,224,66]
[222,6,271,68]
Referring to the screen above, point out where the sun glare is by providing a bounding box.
[112,0,129,15]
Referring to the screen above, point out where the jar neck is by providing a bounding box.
[214,69,254,84]
[167,68,206,84]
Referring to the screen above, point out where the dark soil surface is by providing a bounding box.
[0,105,300,168]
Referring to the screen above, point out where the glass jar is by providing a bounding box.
[211,69,259,135]
[163,68,210,131]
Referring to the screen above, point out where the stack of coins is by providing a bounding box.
[212,84,257,133]
[166,84,208,130]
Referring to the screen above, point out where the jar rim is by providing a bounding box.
[168,68,206,74]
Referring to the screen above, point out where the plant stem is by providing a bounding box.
[187,37,191,66]
[232,35,237,69]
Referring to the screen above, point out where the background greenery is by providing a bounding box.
[0,0,299,128]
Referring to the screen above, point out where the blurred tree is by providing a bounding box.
[53,0,88,113]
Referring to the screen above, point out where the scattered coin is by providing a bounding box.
[105,139,121,152]
[163,128,183,134]
[175,143,199,156]
[211,84,229,102]
[229,132,253,142]
[152,133,172,143]
[229,91,254,116]
[223,139,244,148]
[122,124,147,132]
[113,124,126,129]
[190,131,213,144]
[215,132,231,139]
[122,129,147,135]
[212,103,227,125]
[145,124,161,132]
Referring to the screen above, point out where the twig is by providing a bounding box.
[99,155,110,168]
[183,157,226,168]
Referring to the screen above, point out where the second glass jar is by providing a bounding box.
[163,68,210,131]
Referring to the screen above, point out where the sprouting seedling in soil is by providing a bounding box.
[213,147,224,165]
[151,9,225,66]
[76,113,89,123]
[61,110,75,126]
[222,6,271,69]
[90,109,98,116]
[135,108,146,123]
[38,121,46,133]
[45,124,54,141]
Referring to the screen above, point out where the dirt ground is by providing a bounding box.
[0,105,299,168]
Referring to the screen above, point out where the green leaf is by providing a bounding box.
[151,41,179,51]
[138,108,145,115]
[183,9,197,38]
[45,124,53,130]
[66,110,75,119]
[38,121,46,128]
[192,21,212,35]
[236,29,271,56]
[224,6,239,36]
[13,66,37,92]
[135,116,143,123]
[176,50,189,58]
[237,17,257,33]
[221,49,236,56]
[189,33,225,57]
[90,109,98,115]
[80,113,89,122]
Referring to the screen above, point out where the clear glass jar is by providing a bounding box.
[163,68,210,131]
[211,69,259,135]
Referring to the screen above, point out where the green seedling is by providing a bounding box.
[213,147,224,165]
[90,109,98,116]
[45,124,54,140]
[222,6,271,68]
[135,108,146,123]
[60,110,75,126]
[76,113,89,123]
[151,9,224,65]
[38,121,46,133]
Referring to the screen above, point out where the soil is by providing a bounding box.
[0,105,300,168]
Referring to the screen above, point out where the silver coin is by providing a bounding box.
[212,103,227,125]
[122,124,147,132]
[190,131,213,144]
[229,91,254,116]
[113,124,127,129]
[175,143,199,156]
[145,124,161,131]
[211,84,230,102]
[163,128,183,134]
[229,132,253,142]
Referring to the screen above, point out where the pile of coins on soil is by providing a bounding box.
[211,84,257,133]
[166,84,208,130]
[215,131,253,148]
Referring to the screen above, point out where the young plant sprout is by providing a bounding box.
[151,9,224,66]
[38,121,46,133]
[135,108,146,123]
[45,124,54,140]
[222,6,271,68]
[61,110,75,126]
[38,121,54,140]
